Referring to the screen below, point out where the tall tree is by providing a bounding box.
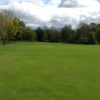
[22,27,36,41]
[0,9,13,45]
[36,27,46,42]
[80,23,90,38]
[61,25,72,43]
[90,23,98,33]
[95,29,100,43]
[7,17,19,41]
[15,20,26,41]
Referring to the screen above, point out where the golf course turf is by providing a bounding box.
[0,42,100,100]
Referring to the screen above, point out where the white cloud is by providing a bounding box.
[0,0,100,29]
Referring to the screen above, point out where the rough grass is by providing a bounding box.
[0,42,100,100]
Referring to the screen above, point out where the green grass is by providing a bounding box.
[0,42,100,100]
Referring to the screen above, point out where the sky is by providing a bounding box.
[0,0,100,29]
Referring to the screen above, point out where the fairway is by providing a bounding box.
[0,42,100,100]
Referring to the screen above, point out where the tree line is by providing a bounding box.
[0,9,100,45]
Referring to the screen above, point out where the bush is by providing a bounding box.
[86,31,98,44]
[77,37,87,44]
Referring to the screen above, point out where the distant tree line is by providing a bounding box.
[0,9,100,45]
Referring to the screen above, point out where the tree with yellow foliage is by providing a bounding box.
[7,17,19,41]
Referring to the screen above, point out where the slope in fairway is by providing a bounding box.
[0,42,100,100]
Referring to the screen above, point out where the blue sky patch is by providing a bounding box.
[0,1,10,5]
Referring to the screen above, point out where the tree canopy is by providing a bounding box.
[1,9,100,45]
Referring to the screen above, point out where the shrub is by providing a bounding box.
[86,31,98,44]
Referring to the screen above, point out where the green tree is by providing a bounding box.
[7,17,19,41]
[22,28,36,41]
[71,30,78,43]
[0,10,13,45]
[36,27,46,42]
[96,29,100,43]
[80,23,90,38]
[77,37,87,44]
[15,20,26,41]
[0,13,7,45]
[61,25,72,43]
[90,23,98,33]
[87,31,98,44]
[76,23,90,44]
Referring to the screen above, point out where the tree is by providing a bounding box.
[87,31,98,44]
[0,9,13,20]
[76,23,90,44]
[15,20,26,41]
[77,37,87,44]
[90,23,98,33]
[71,30,78,43]
[96,29,100,43]
[0,13,7,45]
[22,27,36,41]
[0,9,13,45]
[7,17,19,41]
[48,26,59,42]
[80,23,90,38]
[61,25,72,43]
[36,27,46,42]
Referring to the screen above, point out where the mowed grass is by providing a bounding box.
[0,42,100,100]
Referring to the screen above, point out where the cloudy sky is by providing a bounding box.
[0,0,100,29]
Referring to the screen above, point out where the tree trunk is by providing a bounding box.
[2,39,5,45]
[3,40,5,45]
